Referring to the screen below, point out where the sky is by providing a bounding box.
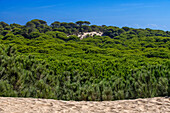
[0,0,170,31]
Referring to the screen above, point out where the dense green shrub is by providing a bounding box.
[0,20,169,100]
[0,45,169,100]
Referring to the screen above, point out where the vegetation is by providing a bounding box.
[0,19,169,101]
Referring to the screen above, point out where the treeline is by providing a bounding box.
[0,19,170,100]
[1,19,170,38]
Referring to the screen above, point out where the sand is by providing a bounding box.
[0,97,169,113]
[78,32,103,39]
[67,32,103,39]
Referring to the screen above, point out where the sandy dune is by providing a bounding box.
[0,97,169,113]
[67,32,103,39]
[77,32,103,39]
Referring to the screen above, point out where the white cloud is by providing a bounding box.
[122,24,168,31]
[147,24,158,28]
[133,24,141,28]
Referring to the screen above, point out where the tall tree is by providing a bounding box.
[76,21,84,27]
[76,21,84,32]
[68,22,77,28]
[0,22,9,28]
[50,21,60,28]
[26,22,35,28]
[84,21,91,26]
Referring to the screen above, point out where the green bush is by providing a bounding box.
[0,20,169,101]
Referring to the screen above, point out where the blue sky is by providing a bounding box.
[0,0,170,31]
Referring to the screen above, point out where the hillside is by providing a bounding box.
[0,19,169,101]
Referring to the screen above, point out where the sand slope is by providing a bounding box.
[67,32,103,39]
[0,97,169,113]
[78,32,103,39]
